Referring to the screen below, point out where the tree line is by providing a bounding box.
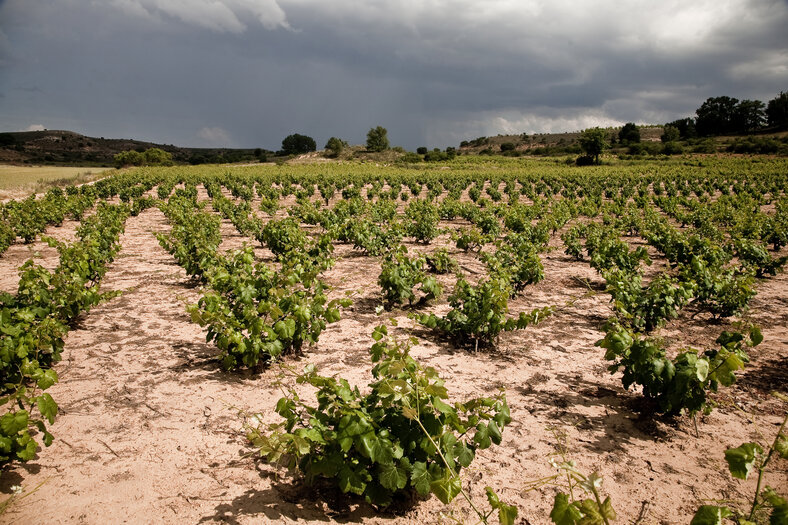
[667,90,787,139]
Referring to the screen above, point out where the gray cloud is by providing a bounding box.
[0,0,785,149]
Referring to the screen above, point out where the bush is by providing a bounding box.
[399,152,422,163]
[324,137,346,156]
[661,125,680,143]
[378,246,441,309]
[424,150,451,162]
[246,324,513,507]
[143,148,174,166]
[417,277,551,349]
[662,141,684,155]
[114,150,144,168]
[618,123,641,145]
[627,142,661,156]
[366,126,389,152]
[405,199,440,244]
[282,133,317,155]
[114,148,173,168]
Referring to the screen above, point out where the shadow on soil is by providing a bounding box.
[516,374,674,454]
[199,477,412,524]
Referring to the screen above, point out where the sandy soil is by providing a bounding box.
[0,190,786,525]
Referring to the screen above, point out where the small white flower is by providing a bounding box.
[248,414,262,427]
[10,485,23,495]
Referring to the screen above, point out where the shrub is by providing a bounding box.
[246,324,513,507]
[282,133,317,155]
[417,277,551,349]
[324,137,346,156]
[366,126,389,152]
[378,246,441,309]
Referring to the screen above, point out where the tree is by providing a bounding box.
[324,137,346,157]
[366,126,389,152]
[666,118,697,139]
[416,146,428,155]
[114,150,144,168]
[766,91,788,129]
[142,147,173,166]
[618,122,641,145]
[578,127,608,165]
[281,133,316,155]
[696,96,739,136]
[733,99,766,133]
[661,125,680,143]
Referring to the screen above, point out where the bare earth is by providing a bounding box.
[1,192,786,524]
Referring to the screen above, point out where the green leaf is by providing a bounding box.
[36,393,58,425]
[425,384,449,398]
[411,461,431,496]
[454,441,475,468]
[378,461,408,491]
[576,497,611,524]
[488,420,503,445]
[749,326,763,346]
[430,474,461,504]
[358,432,393,464]
[274,319,296,340]
[16,435,37,461]
[310,452,343,477]
[0,410,29,435]
[482,486,520,525]
[694,358,710,382]
[401,406,418,420]
[774,432,788,459]
[432,397,454,415]
[486,486,501,507]
[474,423,492,449]
[338,465,367,495]
[689,505,732,525]
[725,442,763,480]
[363,480,393,507]
[550,492,583,525]
[325,307,341,323]
[36,369,58,390]
[762,487,788,525]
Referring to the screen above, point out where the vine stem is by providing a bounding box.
[747,412,788,521]
[590,485,612,525]
[413,416,488,524]
[409,363,488,524]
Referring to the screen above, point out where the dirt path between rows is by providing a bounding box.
[1,202,786,524]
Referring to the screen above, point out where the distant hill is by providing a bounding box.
[0,130,270,166]
[457,126,665,154]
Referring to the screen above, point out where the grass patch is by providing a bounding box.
[0,165,111,197]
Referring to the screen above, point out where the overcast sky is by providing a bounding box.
[1,0,786,150]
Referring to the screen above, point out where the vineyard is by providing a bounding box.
[0,156,786,524]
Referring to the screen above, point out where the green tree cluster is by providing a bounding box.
[281,133,316,156]
[577,127,608,165]
[114,148,173,168]
[618,122,641,145]
[366,126,389,152]
[324,137,347,157]
[767,91,788,129]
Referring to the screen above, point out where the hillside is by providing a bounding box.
[0,130,269,166]
[458,126,665,154]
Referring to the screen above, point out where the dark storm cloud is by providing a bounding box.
[0,0,786,149]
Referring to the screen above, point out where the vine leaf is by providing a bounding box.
[724,442,763,479]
